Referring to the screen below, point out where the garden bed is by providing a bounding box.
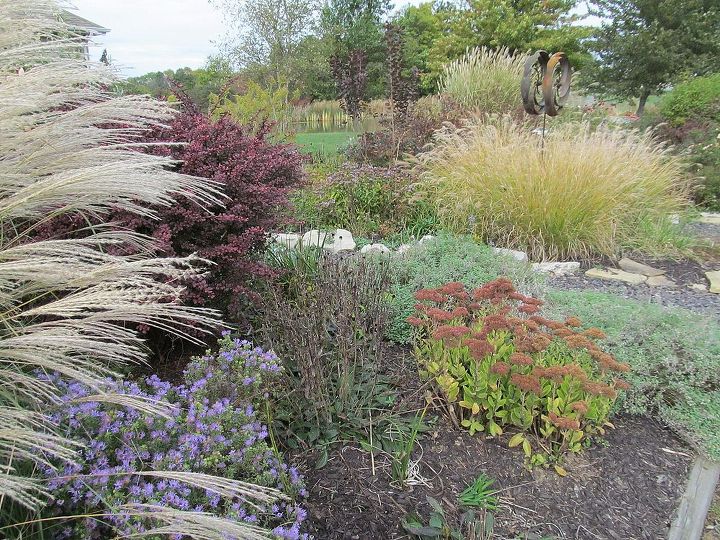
[295,347,694,540]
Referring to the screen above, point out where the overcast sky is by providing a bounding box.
[70,1,595,77]
[71,0,423,76]
[70,0,225,75]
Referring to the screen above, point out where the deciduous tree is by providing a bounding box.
[584,0,720,115]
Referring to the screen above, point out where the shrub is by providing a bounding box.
[410,279,629,467]
[291,163,438,238]
[259,255,395,447]
[659,73,720,125]
[347,95,463,165]
[545,289,720,459]
[438,47,525,116]
[35,103,306,322]
[652,74,720,210]
[386,234,544,344]
[415,118,693,260]
[36,335,307,539]
[137,108,305,319]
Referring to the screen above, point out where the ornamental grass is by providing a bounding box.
[0,1,288,537]
[415,117,694,260]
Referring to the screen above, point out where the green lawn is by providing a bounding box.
[294,131,357,156]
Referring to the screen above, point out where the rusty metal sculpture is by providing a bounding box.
[521,50,571,117]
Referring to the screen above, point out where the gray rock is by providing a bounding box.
[360,243,391,255]
[646,275,676,288]
[618,257,666,277]
[706,271,720,294]
[492,247,528,262]
[699,212,720,225]
[585,267,647,285]
[301,229,333,248]
[331,229,356,252]
[271,232,301,249]
[531,261,580,275]
[418,235,436,245]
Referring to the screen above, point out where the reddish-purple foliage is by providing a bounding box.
[139,111,305,317]
[36,99,305,321]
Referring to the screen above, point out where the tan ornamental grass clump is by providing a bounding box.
[415,117,693,260]
[0,0,283,537]
[439,47,525,115]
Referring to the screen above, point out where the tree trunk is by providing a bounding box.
[636,89,651,116]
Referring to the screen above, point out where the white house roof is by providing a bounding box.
[60,10,110,35]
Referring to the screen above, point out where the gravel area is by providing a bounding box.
[547,219,720,319]
[549,275,720,319]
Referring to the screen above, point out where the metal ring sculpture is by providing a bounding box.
[521,50,549,115]
[521,50,571,117]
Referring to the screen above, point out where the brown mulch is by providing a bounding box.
[295,347,694,540]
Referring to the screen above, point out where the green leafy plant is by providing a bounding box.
[291,163,438,237]
[265,241,327,298]
[409,279,630,468]
[545,289,720,460]
[458,474,498,510]
[388,407,427,487]
[415,117,693,260]
[403,497,491,540]
[660,73,720,125]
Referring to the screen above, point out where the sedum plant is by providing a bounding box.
[0,1,284,537]
[409,278,630,468]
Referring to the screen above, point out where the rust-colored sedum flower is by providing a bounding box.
[482,314,511,332]
[432,325,471,341]
[548,412,581,430]
[596,353,631,373]
[564,334,592,350]
[571,401,588,415]
[509,352,533,366]
[472,277,515,301]
[414,288,446,303]
[490,361,511,375]
[510,373,542,394]
[583,327,607,340]
[426,307,454,322]
[466,338,495,360]
[582,381,618,399]
[518,303,541,314]
[450,306,470,318]
[406,316,425,327]
[438,282,466,295]
[554,327,574,338]
[613,378,631,390]
[565,316,582,328]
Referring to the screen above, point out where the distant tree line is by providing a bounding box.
[117,0,719,115]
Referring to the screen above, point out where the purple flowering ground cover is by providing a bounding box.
[37,334,308,539]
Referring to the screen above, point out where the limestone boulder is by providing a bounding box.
[585,268,647,285]
[618,258,666,277]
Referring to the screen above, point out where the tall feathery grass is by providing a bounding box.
[415,117,694,260]
[439,47,525,115]
[0,0,282,537]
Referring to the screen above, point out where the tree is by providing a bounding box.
[321,0,393,98]
[211,0,320,95]
[394,0,590,94]
[585,0,720,115]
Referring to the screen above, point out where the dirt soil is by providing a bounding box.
[295,348,694,540]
